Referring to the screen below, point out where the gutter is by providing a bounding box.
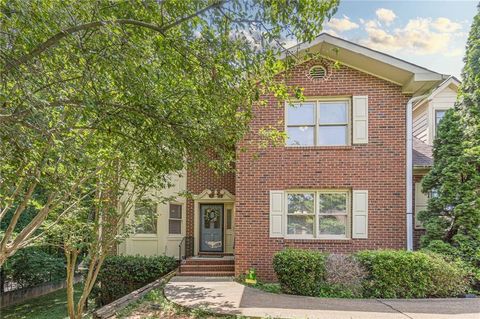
[406,94,429,251]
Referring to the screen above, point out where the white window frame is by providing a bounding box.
[168,202,184,237]
[285,98,351,147]
[285,189,351,240]
[434,109,447,136]
[285,192,316,239]
[133,201,158,237]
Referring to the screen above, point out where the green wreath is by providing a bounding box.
[204,208,220,223]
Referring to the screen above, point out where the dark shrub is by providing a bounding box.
[355,250,469,298]
[272,248,327,296]
[94,255,177,305]
[4,247,65,288]
[320,254,366,298]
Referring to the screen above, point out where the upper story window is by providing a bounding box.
[435,110,446,134]
[286,100,349,146]
[134,201,157,235]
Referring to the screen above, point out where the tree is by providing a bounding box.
[0,0,339,266]
[0,0,339,317]
[420,5,480,276]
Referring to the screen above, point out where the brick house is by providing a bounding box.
[117,34,458,280]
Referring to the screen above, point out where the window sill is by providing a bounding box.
[167,234,184,238]
[285,145,354,150]
[131,234,158,239]
[284,236,352,242]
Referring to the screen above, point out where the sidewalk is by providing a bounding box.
[164,277,480,319]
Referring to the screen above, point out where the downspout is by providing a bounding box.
[406,94,428,251]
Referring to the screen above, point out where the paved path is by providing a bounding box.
[164,277,480,319]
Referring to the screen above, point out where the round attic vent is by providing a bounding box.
[309,65,327,80]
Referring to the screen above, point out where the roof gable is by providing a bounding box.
[282,33,448,95]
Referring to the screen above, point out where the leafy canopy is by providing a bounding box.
[0,0,339,260]
[420,5,480,277]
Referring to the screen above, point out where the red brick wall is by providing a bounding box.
[235,59,411,280]
[413,173,427,249]
[186,162,235,241]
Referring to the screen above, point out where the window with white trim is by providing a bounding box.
[286,191,350,239]
[134,201,157,234]
[435,110,446,135]
[286,100,349,146]
[168,203,182,235]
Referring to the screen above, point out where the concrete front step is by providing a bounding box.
[177,271,235,277]
[180,265,235,272]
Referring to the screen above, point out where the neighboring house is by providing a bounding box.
[412,77,460,248]
[118,33,458,280]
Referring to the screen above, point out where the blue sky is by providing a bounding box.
[318,0,478,78]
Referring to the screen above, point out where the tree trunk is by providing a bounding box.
[65,249,78,319]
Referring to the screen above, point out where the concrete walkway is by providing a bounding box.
[164,277,480,319]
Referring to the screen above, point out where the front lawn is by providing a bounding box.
[1,284,84,319]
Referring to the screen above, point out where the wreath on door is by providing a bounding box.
[204,208,220,223]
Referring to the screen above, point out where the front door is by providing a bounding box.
[200,204,224,252]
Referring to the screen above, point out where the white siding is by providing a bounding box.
[118,172,187,259]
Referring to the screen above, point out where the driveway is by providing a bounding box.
[164,277,480,319]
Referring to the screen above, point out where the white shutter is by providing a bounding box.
[414,183,427,229]
[352,96,369,144]
[270,190,285,238]
[352,190,368,238]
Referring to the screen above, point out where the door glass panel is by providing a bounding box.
[226,209,232,230]
[200,204,223,252]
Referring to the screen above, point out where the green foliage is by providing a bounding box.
[1,283,84,319]
[420,6,480,281]
[93,255,177,305]
[355,250,469,298]
[272,248,327,296]
[4,247,65,288]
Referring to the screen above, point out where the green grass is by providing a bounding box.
[236,275,282,295]
[1,284,84,319]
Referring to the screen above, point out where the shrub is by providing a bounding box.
[355,250,469,298]
[94,255,177,305]
[272,248,327,296]
[4,247,65,288]
[319,254,366,298]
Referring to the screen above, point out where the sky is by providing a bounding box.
[317,0,478,79]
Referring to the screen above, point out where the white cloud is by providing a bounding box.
[360,17,463,55]
[326,15,359,32]
[431,17,462,33]
[445,48,464,57]
[376,8,396,24]
[322,29,340,37]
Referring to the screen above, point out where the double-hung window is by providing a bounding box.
[286,190,350,239]
[168,203,183,235]
[134,201,158,235]
[435,110,446,135]
[286,100,349,146]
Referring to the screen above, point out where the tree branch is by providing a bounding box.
[3,1,226,74]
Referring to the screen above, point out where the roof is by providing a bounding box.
[413,137,433,167]
[413,76,461,110]
[281,33,449,95]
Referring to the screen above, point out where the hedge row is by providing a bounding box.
[93,255,177,305]
[273,249,471,298]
